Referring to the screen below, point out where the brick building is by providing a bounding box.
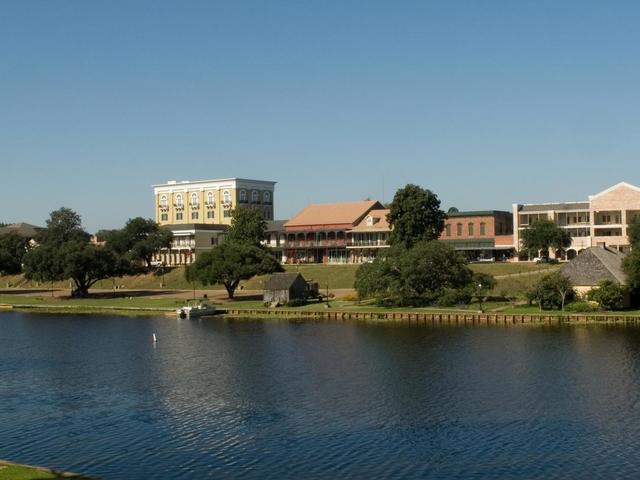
[440,210,515,261]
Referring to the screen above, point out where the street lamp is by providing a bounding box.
[477,283,484,313]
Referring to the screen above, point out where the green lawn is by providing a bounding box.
[0,461,90,480]
[1,262,559,296]
[469,262,558,276]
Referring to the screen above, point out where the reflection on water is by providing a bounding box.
[2,312,640,479]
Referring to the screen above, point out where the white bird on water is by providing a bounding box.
[152,333,157,343]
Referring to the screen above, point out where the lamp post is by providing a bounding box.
[477,282,484,313]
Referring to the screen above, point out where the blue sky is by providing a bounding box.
[2,1,640,232]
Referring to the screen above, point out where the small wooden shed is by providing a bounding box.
[263,273,309,304]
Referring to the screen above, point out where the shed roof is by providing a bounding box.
[562,246,627,286]
[0,223,42,238]
[264,272,305,290]
[285,201,383,227]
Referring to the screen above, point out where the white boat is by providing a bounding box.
[176,301,217,319]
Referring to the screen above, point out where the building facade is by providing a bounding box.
[440,211,515,261]
[153,178,276,226]
[284,201,388,264]
[513,182,640,260]
[152,178,276,266]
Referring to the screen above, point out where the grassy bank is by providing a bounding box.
[0,460,90,480]
[1,262,557,294]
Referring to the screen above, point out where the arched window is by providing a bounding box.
[207,192,214,205]
[239,190,247,203]
[251,190,259,203]
[445,224,451,237]
[456,223,462,236]
[264,191,271,204]
[160,195,168,207]
[468,223,474,236]
[176,194,183,207]
[480,222,486,236]
[191,193,198,207]
[223,190,231,204]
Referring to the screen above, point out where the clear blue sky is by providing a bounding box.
[2,1,640,232]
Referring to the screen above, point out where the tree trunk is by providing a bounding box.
[224,282,236,299]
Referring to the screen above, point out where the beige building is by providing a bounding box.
[513,182,640,260]
[152,178,276,266]
[153,178,276,226]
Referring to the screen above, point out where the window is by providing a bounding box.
[160,195,168,207]
[191,212,198,220]
[480,222,486,236]
[176,194,183,207]
[207,210,214,219]
[223,209,231,218]
[207,192,214,205]
[251,190,259,204]
[445,224,451,237]
[456,223,462,236]
[191,193,198,207]
[210,237,218,246]
[160,213,168,221]
[239,190,247,203]
[468,223,474,236]
[176,212,183,221]
[264,191,271,204]
[223,190,231,204]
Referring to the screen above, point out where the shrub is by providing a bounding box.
[437,288,472,307]
[564,301,599,313]
[286,298,307,307]
[587,280,628,311]
[341,293,359,302]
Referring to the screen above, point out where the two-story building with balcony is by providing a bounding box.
[284,201,387,264]
[512,182,640,260]
[152,178,276,266]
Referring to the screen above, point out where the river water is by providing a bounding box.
[2,312,640,479]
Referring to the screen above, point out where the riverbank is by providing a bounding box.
[0,459,91,480]
[3,295,640,324]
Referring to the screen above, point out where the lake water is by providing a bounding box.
[2,312,640,479]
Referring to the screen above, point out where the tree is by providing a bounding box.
[387,184,447,248]
[226,207,267,246]
[628,215,640,247]
[355,241,473,306]
[587,280,628,311]
[22,208,130,297]
[527,271,574,311]
[186,240,282,299]
[0,233,30,274]
[520,219,571,260]
[105,218,172,269]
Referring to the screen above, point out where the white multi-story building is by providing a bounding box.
[513,182,640,260]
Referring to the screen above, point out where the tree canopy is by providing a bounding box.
[520,219,571,259]
[527,271,574,310]
[104,217,172,269]
[355,241,473,306]
[0,233,30,275]
[387,184,447,248]
[186,240,281,298]
[226,207,267,246]
[23,208,130,297]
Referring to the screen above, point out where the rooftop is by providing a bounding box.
[446,210,511,218]
[0,223,42,238]
[285,200,384,228]
[562,246,627,285]
[264,272,305,290]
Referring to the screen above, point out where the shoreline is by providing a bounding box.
[3,302,640,325]
[0,459,92,479]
